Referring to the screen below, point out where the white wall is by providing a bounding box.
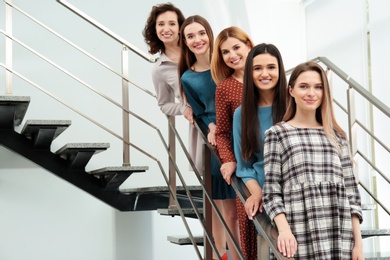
[305,0,390,251]
[0,1,304,259]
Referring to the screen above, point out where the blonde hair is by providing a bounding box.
[211,26,254,85]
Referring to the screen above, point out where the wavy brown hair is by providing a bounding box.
[241,43,287,161]
[142,2,185,55]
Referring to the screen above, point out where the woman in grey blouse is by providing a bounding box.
[143,3,204,174]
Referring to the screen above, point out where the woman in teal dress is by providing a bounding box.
[178,15,239,260]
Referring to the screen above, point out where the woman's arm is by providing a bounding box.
[215,83,236,184]
[152,65,185,116]
[351,215,364,260]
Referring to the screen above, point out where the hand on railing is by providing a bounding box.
[220,161,236,185]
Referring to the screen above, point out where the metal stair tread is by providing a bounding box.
[90,166,149,175]
[0,95,30,127]
[362,203,376,210]
[21,119,71,140]
[121,185,202,194]
[158,207,203,215]
[365,251,390,260]
[362,228,390,238]
[167,235,203,245]
[56,142,110,154]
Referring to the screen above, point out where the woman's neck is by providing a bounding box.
[164,44,181,63]
[288,111,322,128]
[232,69,244,83]
[258,90,274,107]
[192,53,210,72]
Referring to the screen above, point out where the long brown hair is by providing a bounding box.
[241,43,287,161]
[142,2,185,55]
[284,61,346,148]
[210,26,254,85]
[178,15,214,101]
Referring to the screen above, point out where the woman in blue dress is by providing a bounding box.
[232,43,287,225]
[178,15,239,260]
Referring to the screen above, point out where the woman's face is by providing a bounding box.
[252,53,279,92]
[289,70,323,113]
[220,37,251,71]
[155,11,180,46]
[183,22,210,56]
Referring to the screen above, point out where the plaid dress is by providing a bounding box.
[263,122,363,260]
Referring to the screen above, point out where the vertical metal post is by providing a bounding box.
[121,45,130,166]
[168,115,176,208]
[257,234,270,260]
[5,0,13,95]
[203,145,213,260]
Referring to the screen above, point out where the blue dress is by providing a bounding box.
[232,105,273,190]
[181,69,236,200]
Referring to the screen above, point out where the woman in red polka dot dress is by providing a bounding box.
[211,26,256,260]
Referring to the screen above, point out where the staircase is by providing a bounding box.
[0,95,203,212]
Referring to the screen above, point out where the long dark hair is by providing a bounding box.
[142,2,185,55]
[241,43,287,161]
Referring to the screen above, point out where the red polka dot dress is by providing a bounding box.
[215,76,257,260]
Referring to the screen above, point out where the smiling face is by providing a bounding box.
[252,53,279,93]
[220,37,251,71]
[289,70,323,113]
[183,22,210,56]
[155,11,180,46]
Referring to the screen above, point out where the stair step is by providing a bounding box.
[158,207,203,219]
[56,143,110,170]
[121,185,203,197]
[0,95,30,128]
[90,166,148,190]
[362,203,376,210]
[21,120,71,149]
[167,235,203,246]
[362,228,390,239]
[365,251,390,259]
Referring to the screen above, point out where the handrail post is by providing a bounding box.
[5,0,13,95]
[121,45,130,166]
[257,234,270,260]
[168,115,177,208]
[203,145,213,260]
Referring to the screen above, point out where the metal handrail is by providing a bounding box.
[312,57,389,118]
[56,0,157,63]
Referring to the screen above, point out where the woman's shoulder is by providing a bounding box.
[265,121,290,135]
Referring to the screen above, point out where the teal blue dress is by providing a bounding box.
[181,69,236,200]
[232,105,273,190]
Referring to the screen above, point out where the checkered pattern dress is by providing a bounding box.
[263,122,363,260]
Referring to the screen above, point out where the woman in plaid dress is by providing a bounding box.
[263,62,364,259]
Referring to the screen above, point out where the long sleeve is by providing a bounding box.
[215,80,237,163]
[180,70,216,126]
[262,127,286,222]
[339,137,363,223]
[151,54,187,116]
[233,106,260,184]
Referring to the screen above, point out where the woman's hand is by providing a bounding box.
[220,162,236,185]
[207,123,216,146]
[244,194,263,220]
[273,214,297,258]
[277,229,297,258]
[183,106,194,124]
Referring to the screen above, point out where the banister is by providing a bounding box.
[56,0,158,63]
